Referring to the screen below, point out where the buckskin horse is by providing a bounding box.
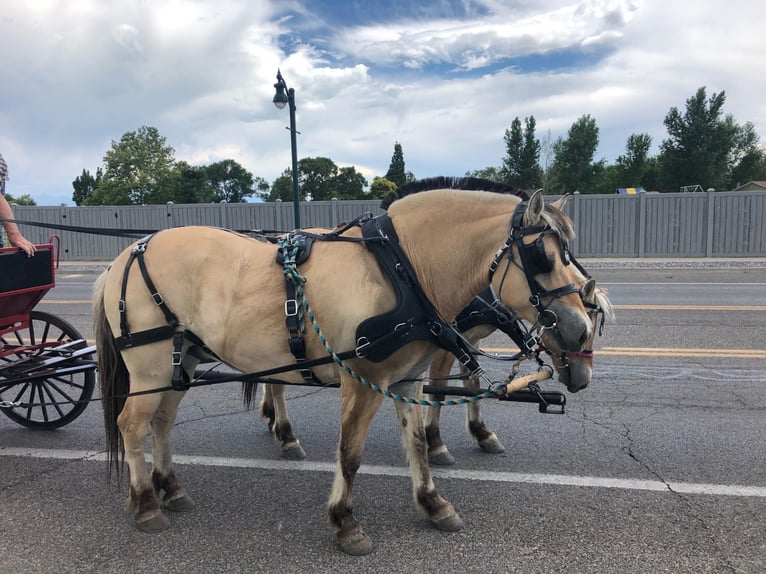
[94,176,592,555]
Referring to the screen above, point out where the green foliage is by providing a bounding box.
[658,87,735,192]
[330,166,368,200]
[385,142,407,187]
[369,177,397,199]
[3,192,36,205]
[465,166,503,181]
[548,115,601,194]
[500,116,542,189]
[616,133,653,187]
[87,126,176,205]
[205,159,257,203]
[265,157,369,202]
[72,168,102,206]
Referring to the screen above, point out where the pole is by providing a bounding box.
[287,88,301,229]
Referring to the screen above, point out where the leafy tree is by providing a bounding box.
[72,168,102,206]
[329,166,368,200]
[616,133,652,188]
[548,114,602,194]
[205,159,258,203]
[500,116,542,189]
[298,157,338,201]
[87,126,177,205]
[267,169,303,202]
[385,142,407,188]
[465,166,503,181]
[3,192,36,205]
[728,122,766,187]
[369,177,398,199]
[658,87,739,192]
[168,161,213,203]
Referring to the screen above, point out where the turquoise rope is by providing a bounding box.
[279,236,504,407]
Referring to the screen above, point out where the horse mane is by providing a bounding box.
[381,176,575,241]
[380,176,529,210]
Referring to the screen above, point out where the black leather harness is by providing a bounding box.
[111,198,585,392]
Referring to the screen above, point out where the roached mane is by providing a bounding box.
[380,176,574,241]
[379,176,529,210]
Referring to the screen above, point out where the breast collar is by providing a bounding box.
[355,213,482,374]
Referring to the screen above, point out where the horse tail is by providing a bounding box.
[241,381,259,410]
[93,269,127,478]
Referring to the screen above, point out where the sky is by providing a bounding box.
[2,0,764,205]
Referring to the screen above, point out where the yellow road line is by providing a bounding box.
[481,347,766,359]
[614,304,766,311]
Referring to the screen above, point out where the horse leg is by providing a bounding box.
[393,380,464,533]
[117,390,170,532]
[327,374,384,555]
[260,384,306,460]
[463,365,505,454]
[150,390,196,512]
[424,350,456,466]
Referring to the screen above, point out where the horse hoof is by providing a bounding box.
[282,443,307,460]
[135,510,171,533]
[163,492,196,512]
[429,448,456,466]
[479,436,506,455]
[337,530,374,556]
[431,511,464,532]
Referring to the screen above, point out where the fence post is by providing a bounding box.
[220,201,227,229]
[705,191,715,257]
[331,198,338,227]
[275,199,282,232]
[637,192,646,258]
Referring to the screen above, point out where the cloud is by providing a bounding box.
[0,0,763,206]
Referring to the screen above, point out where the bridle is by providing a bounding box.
[489,199,581,341]
[485,199,607,380]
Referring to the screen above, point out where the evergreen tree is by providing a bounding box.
[385,142,407,188]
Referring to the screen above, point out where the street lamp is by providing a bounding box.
[272,69,301,229]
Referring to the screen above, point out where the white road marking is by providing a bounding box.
[2,447,765,498]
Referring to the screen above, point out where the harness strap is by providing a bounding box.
[359,214,484,376]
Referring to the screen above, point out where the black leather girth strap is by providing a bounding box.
[114,234,189,390]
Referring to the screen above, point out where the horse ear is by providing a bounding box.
[582,278,597,302]
[552,193,569,210]
[523,190,545,226]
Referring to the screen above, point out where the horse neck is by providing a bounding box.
[387,190,518,321]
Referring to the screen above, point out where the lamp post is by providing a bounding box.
[272,69,301,229]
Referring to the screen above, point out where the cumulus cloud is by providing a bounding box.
[0,0,763,205]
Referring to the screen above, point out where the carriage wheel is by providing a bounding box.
[0,310,96,429]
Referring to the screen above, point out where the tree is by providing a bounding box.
[465,166,503,181]
[728,122,766,187]
[330,166,368,200]
[369,177,398,199]
[205,159,258,203]
[385,142,407,188]
[548,115,601,194]
[87,126,177,205]
[616,133,652,188]
[298,157,339,201]
[168,161,213,203]
[500,116,542,189]
[72,168,102,206]
[658,87,738,192]
[3,192,36,205]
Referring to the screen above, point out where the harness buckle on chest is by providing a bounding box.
[284,299,299,317]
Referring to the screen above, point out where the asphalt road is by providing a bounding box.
[1,266,765,573]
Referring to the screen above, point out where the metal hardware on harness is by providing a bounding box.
[284,299,299,317]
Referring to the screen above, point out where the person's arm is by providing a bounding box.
[0,194,35,256]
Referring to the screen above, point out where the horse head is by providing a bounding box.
[542,275,614,392]
[490,190,594,360]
